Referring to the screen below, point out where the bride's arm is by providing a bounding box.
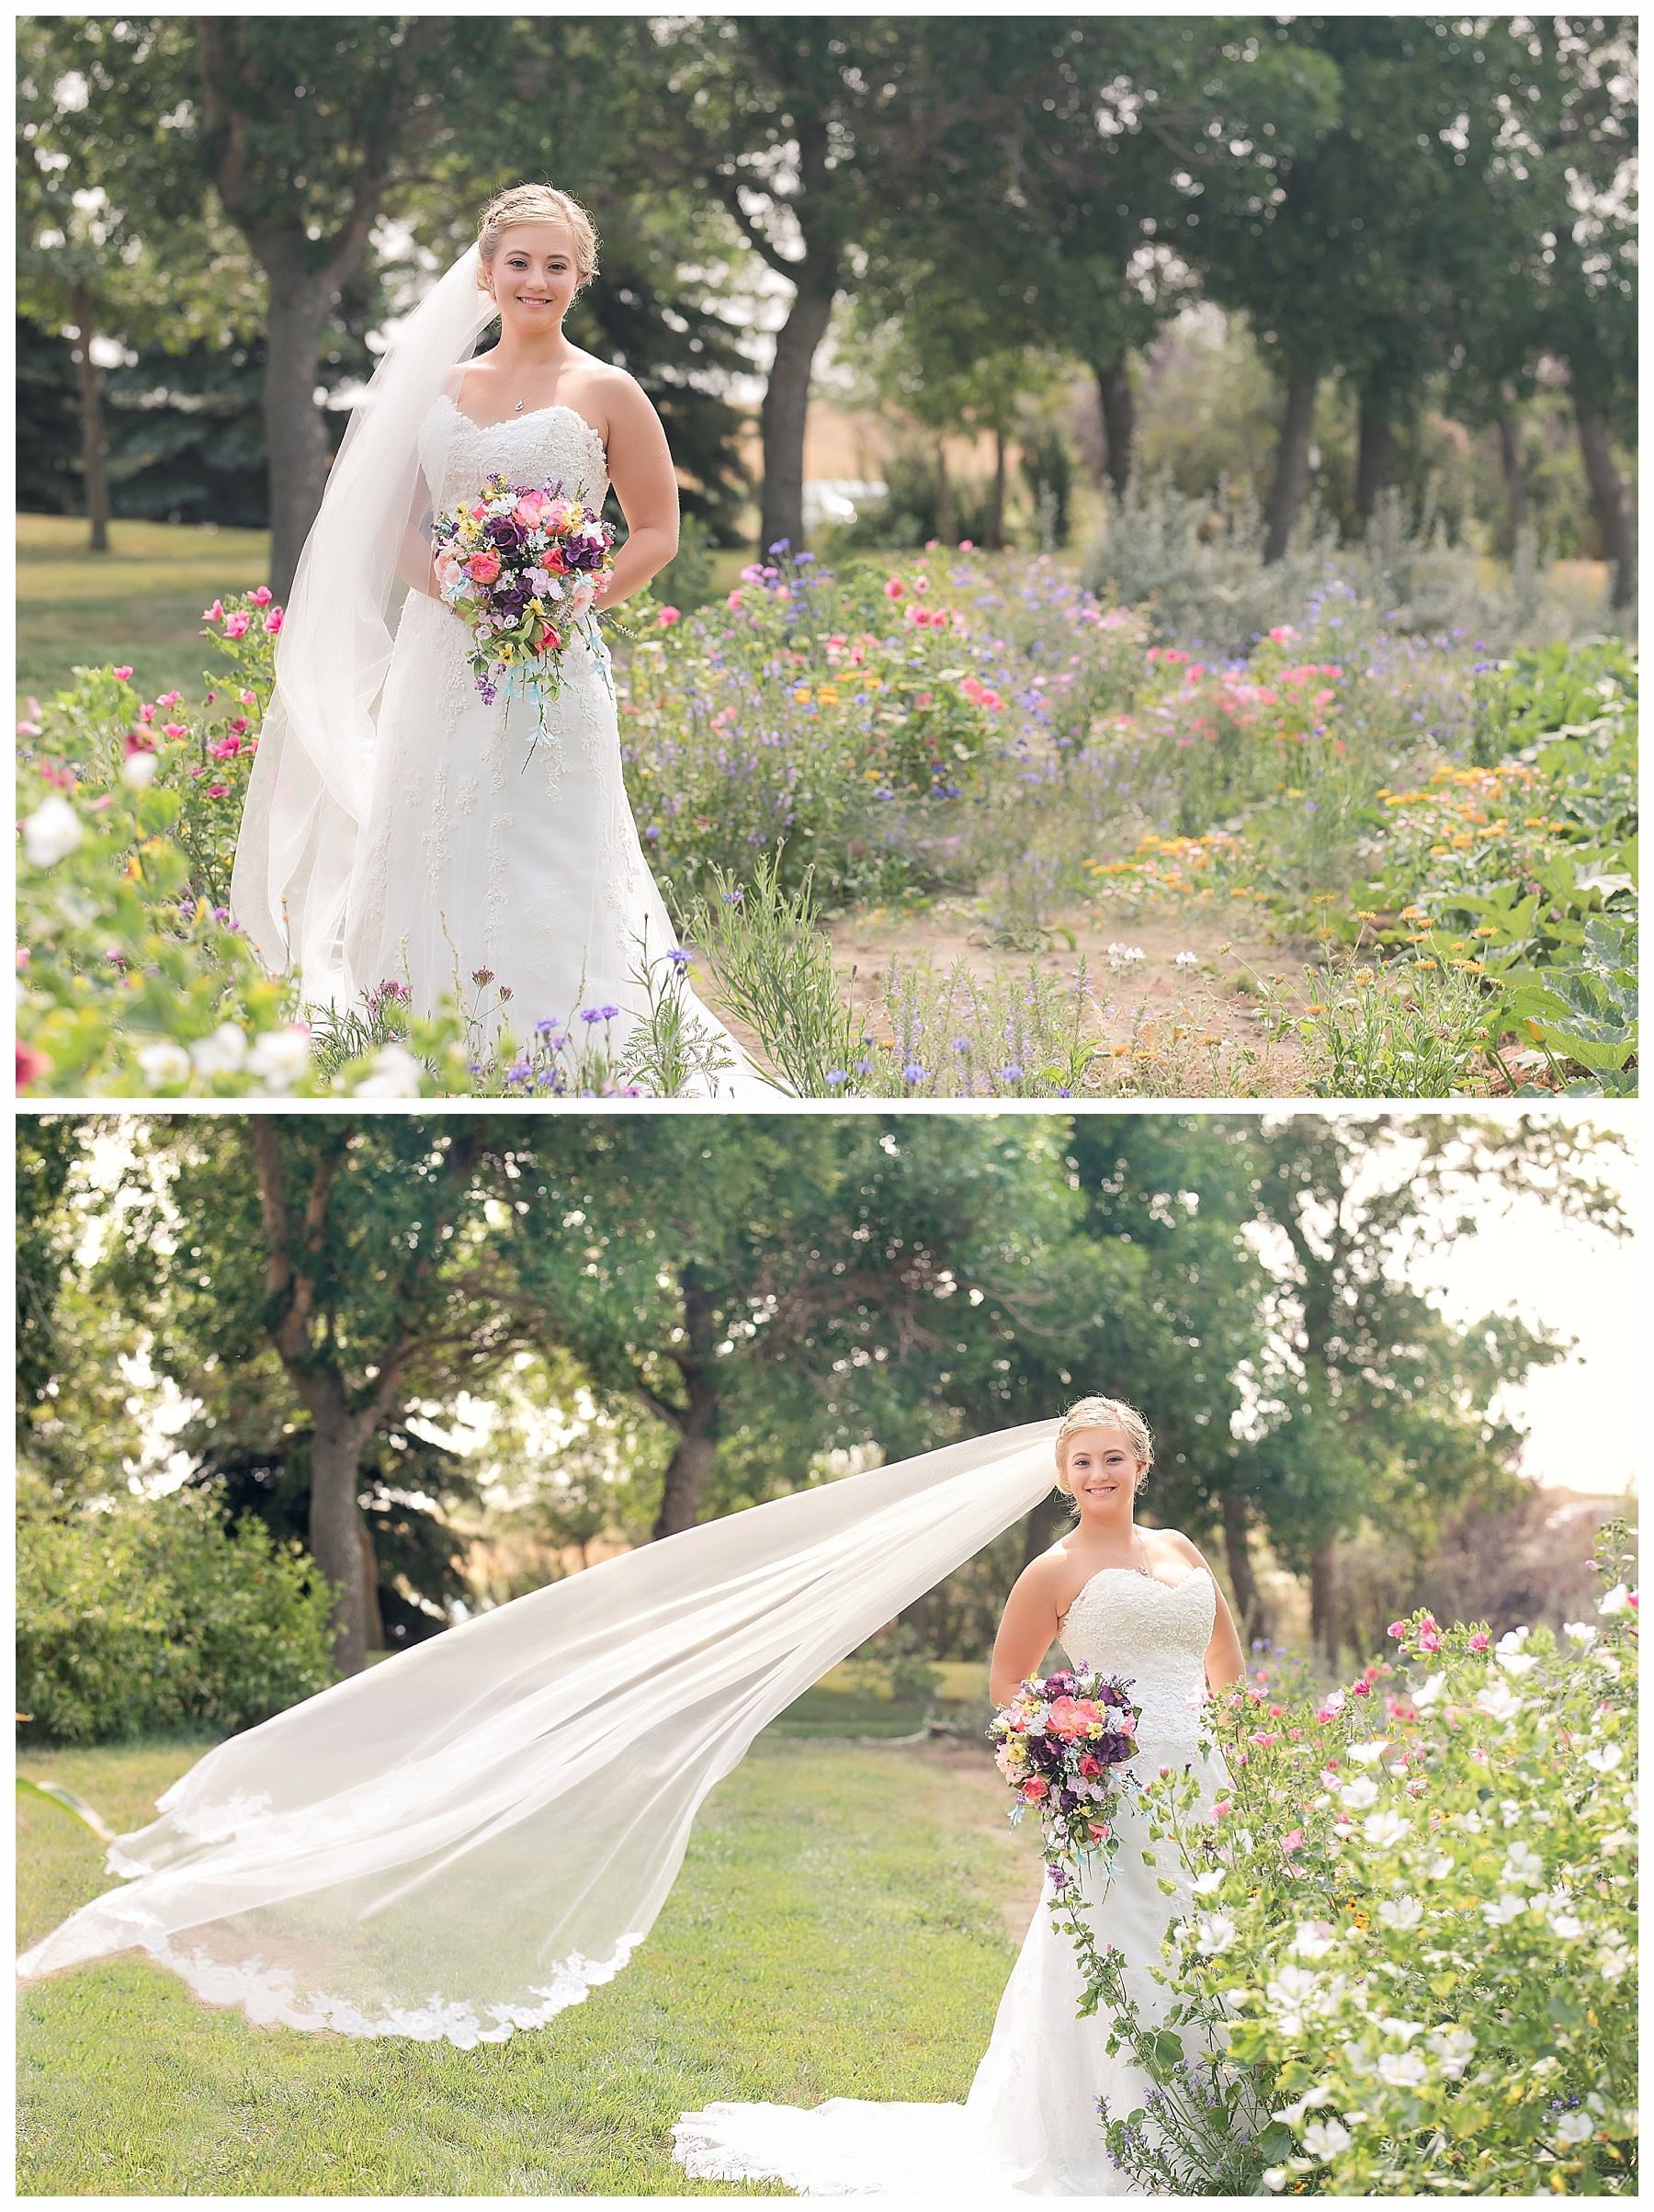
[393,469,442,599]
[989,1559,1066,1708]
[596,376,679,607]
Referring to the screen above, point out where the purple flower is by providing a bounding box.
[901,1062,926,1083]
[665,947,691,970]
[825,1069,847,1086]
[534,1018,561,1037]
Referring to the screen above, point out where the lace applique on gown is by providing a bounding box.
[673,1568,1228,2197]
[341,394,776,1096]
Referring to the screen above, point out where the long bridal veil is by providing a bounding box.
[18,1424,1059,2048]
[230,247,493,1005]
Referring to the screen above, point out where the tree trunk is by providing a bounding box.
[1574,398,1637,610]
[758,259,837,559]
[359,1515,387,1654]
[1219,1492,1268,1649]
[1096,357,1135,503]
[67,281,110,553]
[1023,1486,1065,1571]
[1308,1534,1341,1673]
[254,230,341,602]
[1355,396,1394,526]
[1496,410,1527,532]
[652,1401,719,1538]
[305,1385,377,1676]
[935,435,956,547]
[1263,370,1320,563]
[985,427,1007,550]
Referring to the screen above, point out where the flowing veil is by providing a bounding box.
[229,247,495,1006]
[18,1423,1059,2048]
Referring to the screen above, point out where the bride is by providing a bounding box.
[17,1401,1240,2197]
[229,182,776,1095]
[674,1397,1243,2195]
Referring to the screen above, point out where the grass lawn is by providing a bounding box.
[17,1722,1043,2196]
[17,513,274,720]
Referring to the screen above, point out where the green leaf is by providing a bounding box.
[16,1774,118,1842]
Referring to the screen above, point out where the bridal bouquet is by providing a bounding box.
[432,474,616,732]
[991,1666,1141,1891]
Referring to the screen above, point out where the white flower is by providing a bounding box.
[353,1042,424,1097]
[1411,1672,1445,1709]
[247,1027,312,1092]
[1346,1741,1388,1766]
[136,1040,192,1088]
[1221,1987,1251,2014]
[1482,1893,1527,1927]
[1600,1828,1635,1856]
[1583,1742,1624,1775]
[190,1024,248,1076]
[1427,1853,1456,1881]
[1105,941,1147,969]
[1501,1840,1546,1888]
[1597,1583,1632,1616]
[1378,1894,1422,1932]
[1292,1920,1338,1960]
[1428,2026,1476,2080]
[1302,2117,1353,2161]
[1339,1775,1380,1810]
[1500,1799,1524,1829]
[120,749,159,789]
[23,795,84,867]
[1376,2016,1426,2044]
[1320,1690,1345,1718]
[1191,1868,1227,1896]
[1363,1810,1410,1849]
[1273,2085,1333,2126]
[1496,1626,1530,1654]
[1376,2050,1428,2089]
[1474,1680,1523,1722]
[1262,2170,1286,2192]
[1497,1650,1539,1676]
[1175,950,1200,967]
[1596,1942,1633,1982]
[1557,2112,1595,2146]
[1564,1621,1599,1649]
[1195,1912,1238,1957]
[1455,1809,1484,1834]
[1548,1910,1585,1940]
[1529,2056,1560,2079]
[1592,1650,1623,1680]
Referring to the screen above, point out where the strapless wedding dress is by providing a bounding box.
[673,1567,1226,2196]
[341,394,778,1095]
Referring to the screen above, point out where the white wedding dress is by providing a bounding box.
[674,1567,1226,2197]
[338,394,776,1095]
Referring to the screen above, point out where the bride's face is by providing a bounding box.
[488,223,582,336]
[1063,1427,1142,1514]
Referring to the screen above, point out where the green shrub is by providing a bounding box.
[17,1485,339,1745]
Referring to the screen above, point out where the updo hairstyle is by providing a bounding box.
[476,183,600,296]
[1053,1395,1154,1496]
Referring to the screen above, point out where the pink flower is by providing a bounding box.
[1419,1627,1441,1653]
[513,490,551,528]
[201,600,223,622]
[138,704,155,724]
[957,539,973,550]
[884,576,906,599]
[162,723,188,740]
[1021,1777,1049,1801]
[546,500,578,533]
[1388,1622,1407,1639]
[123,732,155,756]
[1045,1696,1106,1741]
[263,608,283,635]
[658,606,681,627]
[1211,1799,1232,1821]
[156,690,181,709]
[222,612,252,640]
[16,720,40,739]
[536,621,561,653]
[113,665,133,681]
[725,589,743,611]
[205,782,230,798]
[1467,1632,1490,1652]
[469,550,502,585]
[209,735,242,760]
[250,585,273,607]
[1269,625,1296,644]
[1312,687,1336,709]
[1280,1830,1304,1855]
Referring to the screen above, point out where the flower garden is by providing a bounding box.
[15,550,1637,1098]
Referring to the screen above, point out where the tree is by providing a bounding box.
[103,1116,535,1674]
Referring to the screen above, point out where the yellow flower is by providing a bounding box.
[1415,958,1438,970]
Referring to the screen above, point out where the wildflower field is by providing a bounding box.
[16,543,1637,1098]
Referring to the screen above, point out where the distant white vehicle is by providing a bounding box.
[800,478,888,527]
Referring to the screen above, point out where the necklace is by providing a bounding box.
[1133,1526,1150,1578]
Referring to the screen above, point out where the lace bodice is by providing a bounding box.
[418,393,609,516]
[1059,1568,1215,1761]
